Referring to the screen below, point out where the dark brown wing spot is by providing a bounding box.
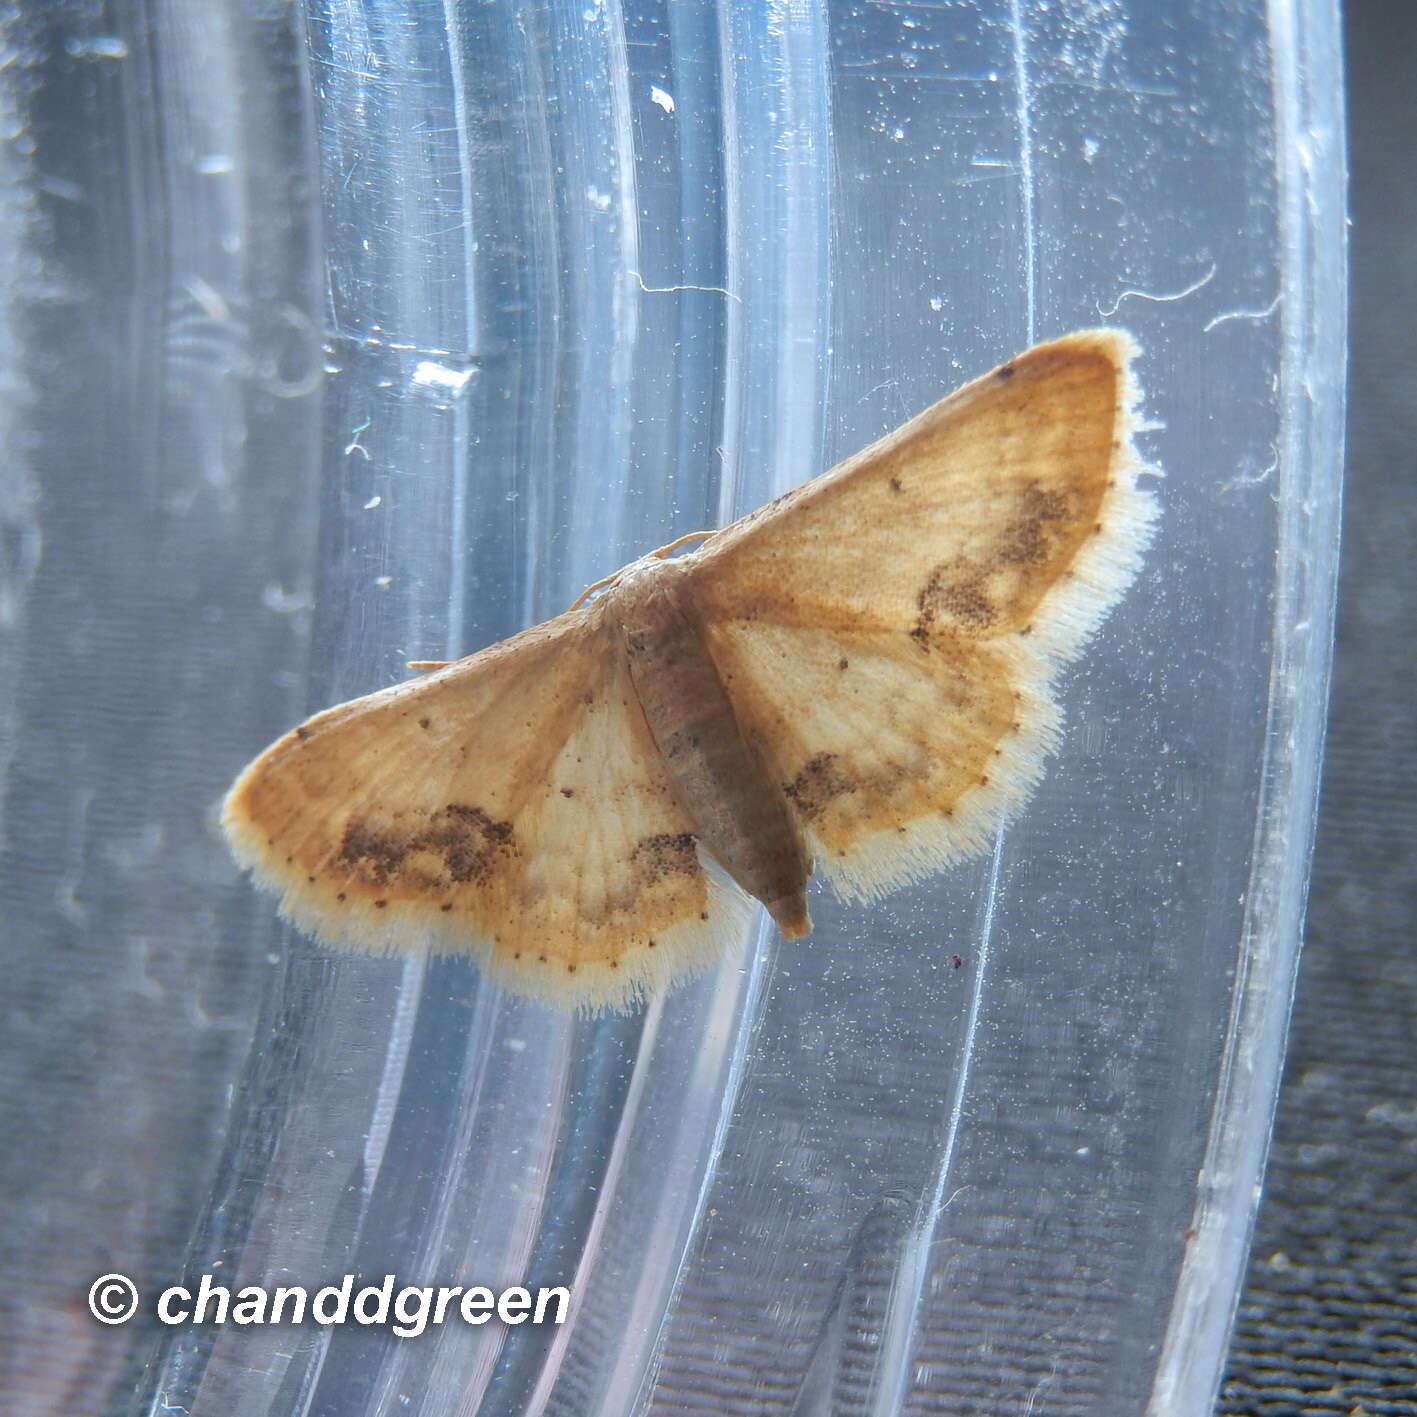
[632,832,699,885]
[784,753,853,821]
[339,821,405,885]
[911,482,1074,643]
[914,560,996,639]
[339,804,516,888]
[994,483,1069,567]
[995,520,1047,566]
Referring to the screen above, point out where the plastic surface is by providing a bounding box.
[0,2,1344,1414]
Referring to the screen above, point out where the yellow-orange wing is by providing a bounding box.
[680,329,1158,899]
[222,603,751,1012]
[225,330,1157,1010]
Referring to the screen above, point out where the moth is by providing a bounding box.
[224,330,1158,1011]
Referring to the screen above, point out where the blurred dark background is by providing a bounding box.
[1218,2,1417,1409]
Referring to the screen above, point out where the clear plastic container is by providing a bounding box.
[0,2,1344,1414]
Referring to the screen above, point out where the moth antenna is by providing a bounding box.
[567,570,623,612]
[649,529,716,559]
[567,530,716,612]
